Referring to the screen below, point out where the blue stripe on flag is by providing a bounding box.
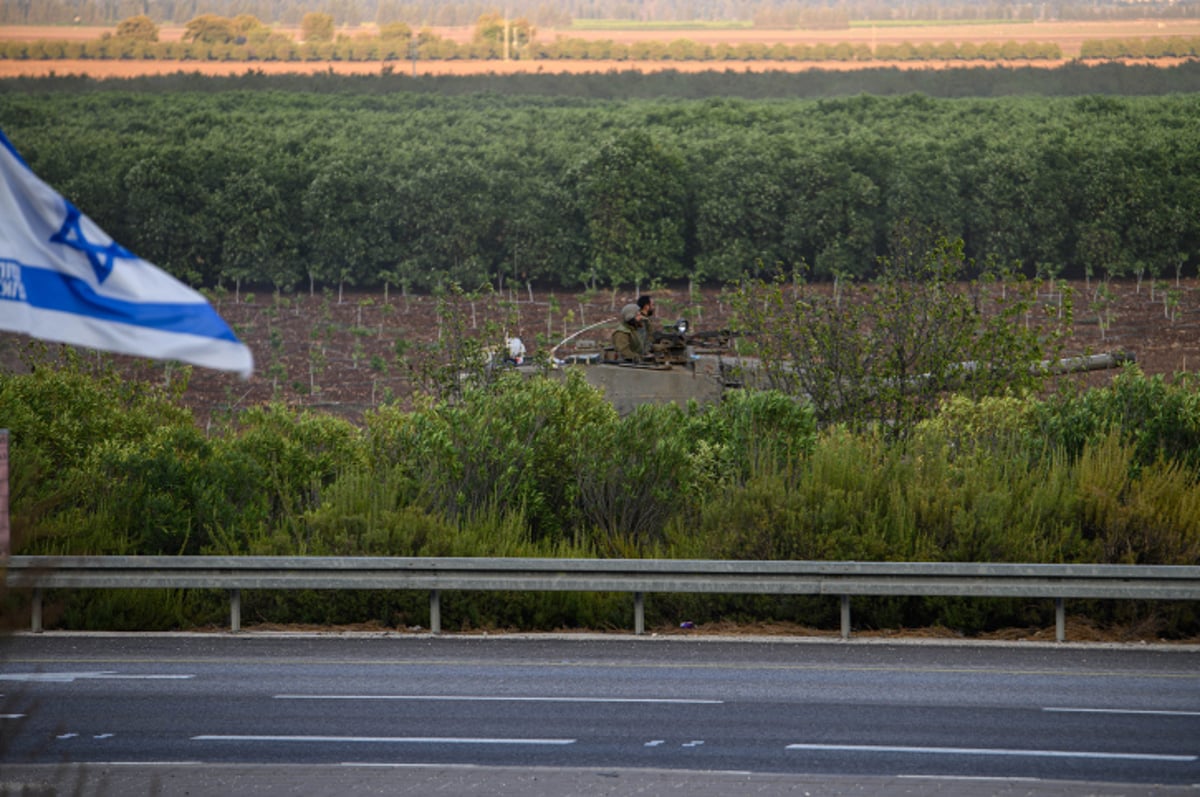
[3,258,240,342]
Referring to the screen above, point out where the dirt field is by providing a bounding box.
[1,19,1198,77]
[0,56,1136,79]
[60,278,1193,427]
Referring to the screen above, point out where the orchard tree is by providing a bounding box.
[214,170,294,297]
[494,180,586,295]
[473,12,534,47]
[692,135,796,283]
[115,15,158,41]
[569,130,687,297]
[390,161,496,292]
[231,14,271,42]
[183,14,236,44]
[301,12,335,43]
[302,158,378,299]
[122,151,217,285]
[379,22,412,41]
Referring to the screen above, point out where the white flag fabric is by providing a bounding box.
[0,129,253,378]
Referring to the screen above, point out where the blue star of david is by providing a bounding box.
[49,201,135,285]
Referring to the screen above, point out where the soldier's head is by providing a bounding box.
[637,295,655,318]
[621,303,641,326]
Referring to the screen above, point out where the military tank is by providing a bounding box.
[547,316,1135,416]
[548,317,737,415]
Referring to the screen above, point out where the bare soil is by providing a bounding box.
[82,278,1200,427]
[0,56,1141,79]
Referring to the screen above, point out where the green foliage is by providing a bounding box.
[574,402,696,551]
[1034,367,1200,469]
[215,404,365,551]
[114,15,159,42]
[73,424,269,555]
[183,14,238,44]
[1075,433,1200,565]
[301,12,335,43]
[379,22,412,41]
[3,90,1200,294]
[683,388,818,486]
[917,392,1038,458]
[732,232,1066,437]
[54,588,227,632]
[0,349,194,552]
[8,353,1200,635]
[374,369,617,543]
[570,130,689,289]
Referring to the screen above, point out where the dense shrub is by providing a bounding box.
[5,363,1200,634]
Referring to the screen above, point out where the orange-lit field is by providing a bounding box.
[0,19,1197,77]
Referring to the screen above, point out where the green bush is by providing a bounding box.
[1035,368,1200,469]
[75,424,268,555]
[220,404,365,550]
[6,360,1200,635]
[375,370,617,544]
[575,402,696,552]
[0,350,194,553]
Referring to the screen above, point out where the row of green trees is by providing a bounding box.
[4,351,1198,634]
[0,34,1093,62]
[2,88,1196,296]
[3,12,1196,62]
[1080,36,1200,59]
[18,30,1200,64]
[7,11,1200,63]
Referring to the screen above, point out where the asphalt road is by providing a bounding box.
[1,633,1198,796]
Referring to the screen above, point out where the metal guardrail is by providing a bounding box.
[5,556,1199,642]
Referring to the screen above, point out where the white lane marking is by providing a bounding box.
[1,714,25,719]
[274,694,721,704]
[1045,707,1200,717]
[682,740,705,747]
[94,761,204,766]
[340,763,481,769]
[83,675,193,680]
[94,734,115,739]
[785,743,1196,762]
[344,761,754,775]
[898,776,1040,782]
[644,740,665,747]
[56,733,79,739]
[0,672,193,682]
[193,735,576,745]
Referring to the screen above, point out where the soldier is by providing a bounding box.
[635,295,655,353]
[611,303,645,361]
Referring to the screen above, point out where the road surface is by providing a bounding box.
[1,633,1197,795]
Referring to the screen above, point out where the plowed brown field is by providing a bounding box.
[58,278,1195,426]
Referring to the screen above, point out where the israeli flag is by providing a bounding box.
[0,129,253,378]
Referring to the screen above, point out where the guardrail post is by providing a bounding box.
[634,592,644,635]
[31,586,42,633]
[1055,598,1065,643]
[840,594,851,640]
[230,589,241,632]
[430,589,441,635]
